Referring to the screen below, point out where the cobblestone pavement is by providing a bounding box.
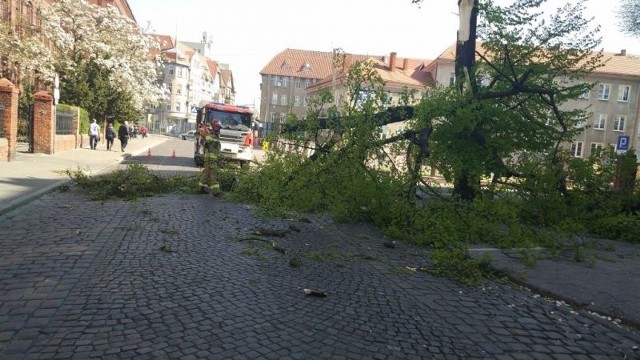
[1,186,640,359]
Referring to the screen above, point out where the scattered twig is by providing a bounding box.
[405,266,429,272]
[160,244,177,253]
[303,288,327,297]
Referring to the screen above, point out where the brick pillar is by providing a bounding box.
[72,107,80,148]
[0,78,19,161]
[33,91,54,154]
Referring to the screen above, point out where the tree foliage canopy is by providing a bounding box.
[0,22,55,85]
[617,0,640,37]
[268,0,603,203]
[24,0,163,118]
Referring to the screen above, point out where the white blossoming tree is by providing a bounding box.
[0,22,55,88]
[39,0,163,119]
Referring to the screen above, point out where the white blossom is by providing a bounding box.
[0,22,55,84]
[40,0,163,108]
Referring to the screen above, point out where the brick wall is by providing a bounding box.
[0,78,18,162]
[54,135,77,151]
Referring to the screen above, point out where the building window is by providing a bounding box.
[597,84,611,100]
[571,141,583,157]
[176,85,182,95]
[177,68,183,78]
[166,104,171,111]
[271,76,278,87]
[294,96,300,106]
[305,79,312,88]
[618,85,631,102]
[175,104,181,112]
[579,88,590,99]
[279,113,286,123]
[281,77,288,87]
[294,78,302,88]
[280,95,287,106]
[591,142,604,155]
[449,72,455,86]
[271,93,278,105]
[270,112,279,122]
[593,114,606,130]
[303,96,307,107]
[167,83,172,93]
[614,115,626,131]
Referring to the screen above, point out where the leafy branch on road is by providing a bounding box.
[65,163,198,201]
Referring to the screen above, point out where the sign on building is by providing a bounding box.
[616,135,630,154]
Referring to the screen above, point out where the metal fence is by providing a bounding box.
[56,109,74,135]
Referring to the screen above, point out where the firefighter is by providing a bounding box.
[199,119,222,196]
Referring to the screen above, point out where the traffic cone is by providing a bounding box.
[147,148,151,158]
[172,149,176,158]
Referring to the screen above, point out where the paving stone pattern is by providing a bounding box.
[0,189,639,359]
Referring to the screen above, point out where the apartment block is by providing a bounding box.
[427,43,640,158]
[148,34,236,134]
[259,49,385,136]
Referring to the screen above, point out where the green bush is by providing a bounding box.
[589,213,640,243]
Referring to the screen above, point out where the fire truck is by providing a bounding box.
[194,102,255,167]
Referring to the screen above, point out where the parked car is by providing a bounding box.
[179,130,196,140]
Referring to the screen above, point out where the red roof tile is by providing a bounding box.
[207,59,218,81]
[308,53,433,91]
[433,42,640,79]
[260,48,382,80]
[150,34,174,51]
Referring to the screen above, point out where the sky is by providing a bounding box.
[128,0,640,107]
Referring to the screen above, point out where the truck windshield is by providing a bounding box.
[206,110,252,131]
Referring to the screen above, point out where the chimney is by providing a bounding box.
[389,52,397,71]
[403,58,409,70]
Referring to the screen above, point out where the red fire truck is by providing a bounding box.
[194,102,254,167]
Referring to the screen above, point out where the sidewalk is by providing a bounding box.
[0,135,167,215]
[469,241,640,328]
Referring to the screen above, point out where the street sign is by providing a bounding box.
[616,135,630,153]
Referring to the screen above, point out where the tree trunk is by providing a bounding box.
[452,0,480,201]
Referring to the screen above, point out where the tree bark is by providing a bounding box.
[453,0,481,201]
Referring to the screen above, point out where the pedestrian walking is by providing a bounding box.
[118,121,130,152]
[199,119,222,196]
[105,123,116,151]
[88,119,100,150]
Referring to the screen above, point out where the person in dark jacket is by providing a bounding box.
[105,123,116,151]
[118,121,130,152]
